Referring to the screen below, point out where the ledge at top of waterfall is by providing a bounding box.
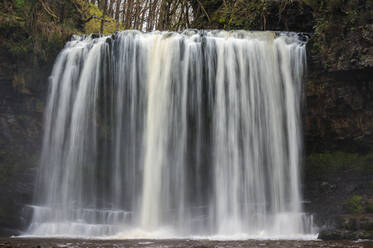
[23,30,317,240]
[71,29,309,45]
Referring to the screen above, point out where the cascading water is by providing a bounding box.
[25,30,316,239]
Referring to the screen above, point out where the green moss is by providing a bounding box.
[218,16,226,24]
[305,152,373,181]
[344,196,364,214]
[14,0,26,8]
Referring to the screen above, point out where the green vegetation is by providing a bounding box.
[84,3,124,34]
[0,0,128,66]
[197,0,372,31]
[2,0,371,71]
[0,1,83,95]
[0,0,125,95]
[344,195,364,214]
[305,152,373,180]
[210,0,270,30]
[192,0,372,71]
[305,0,373,68]
[0,0,80,63]
[193,0,314,31]
[343,195,373,215]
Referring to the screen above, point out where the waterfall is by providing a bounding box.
[25,30,315,239]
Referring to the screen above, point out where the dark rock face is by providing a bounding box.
[320,25,373,72]
[302,19,373,239]
[304,67,373,153]
[0,62,48,236]
[303,153,373,229]
[318,229,373,241]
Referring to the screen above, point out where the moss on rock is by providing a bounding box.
[344,196,364,214]
[305,152,373,181]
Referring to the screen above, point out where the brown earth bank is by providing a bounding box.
[0,0,372,239]
[1,238,373,248]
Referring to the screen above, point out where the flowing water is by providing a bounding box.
[25,30,315,239]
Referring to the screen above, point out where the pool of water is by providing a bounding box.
[1,238,372,248]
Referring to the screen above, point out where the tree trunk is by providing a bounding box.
[108,0,115,17]
[100,0,108,33]
[125,0,134,29]
[122,0,126,24]
[115,0,121,31]
[157,0,170,30]
[58,0,66,23]
[147,0,158,31]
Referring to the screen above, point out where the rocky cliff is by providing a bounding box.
[303,23,373,239]
[0,61,45,236]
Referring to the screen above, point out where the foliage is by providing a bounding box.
[85,3,123,34]
[0,0,87,95]
[0,0,81,62]
[306,0,373,69]
[192,0,315,31]
[192,0,372,70]
[203,0,270,30]
[344,195,364,214]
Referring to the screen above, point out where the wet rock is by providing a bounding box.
[318,229,355,240]
[320,182,336,193]
[91,33,101,39]
[318,228,373,240]
[336,215,373,231]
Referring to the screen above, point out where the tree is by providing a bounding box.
[114,0,121,31]
[100,0,108,33]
